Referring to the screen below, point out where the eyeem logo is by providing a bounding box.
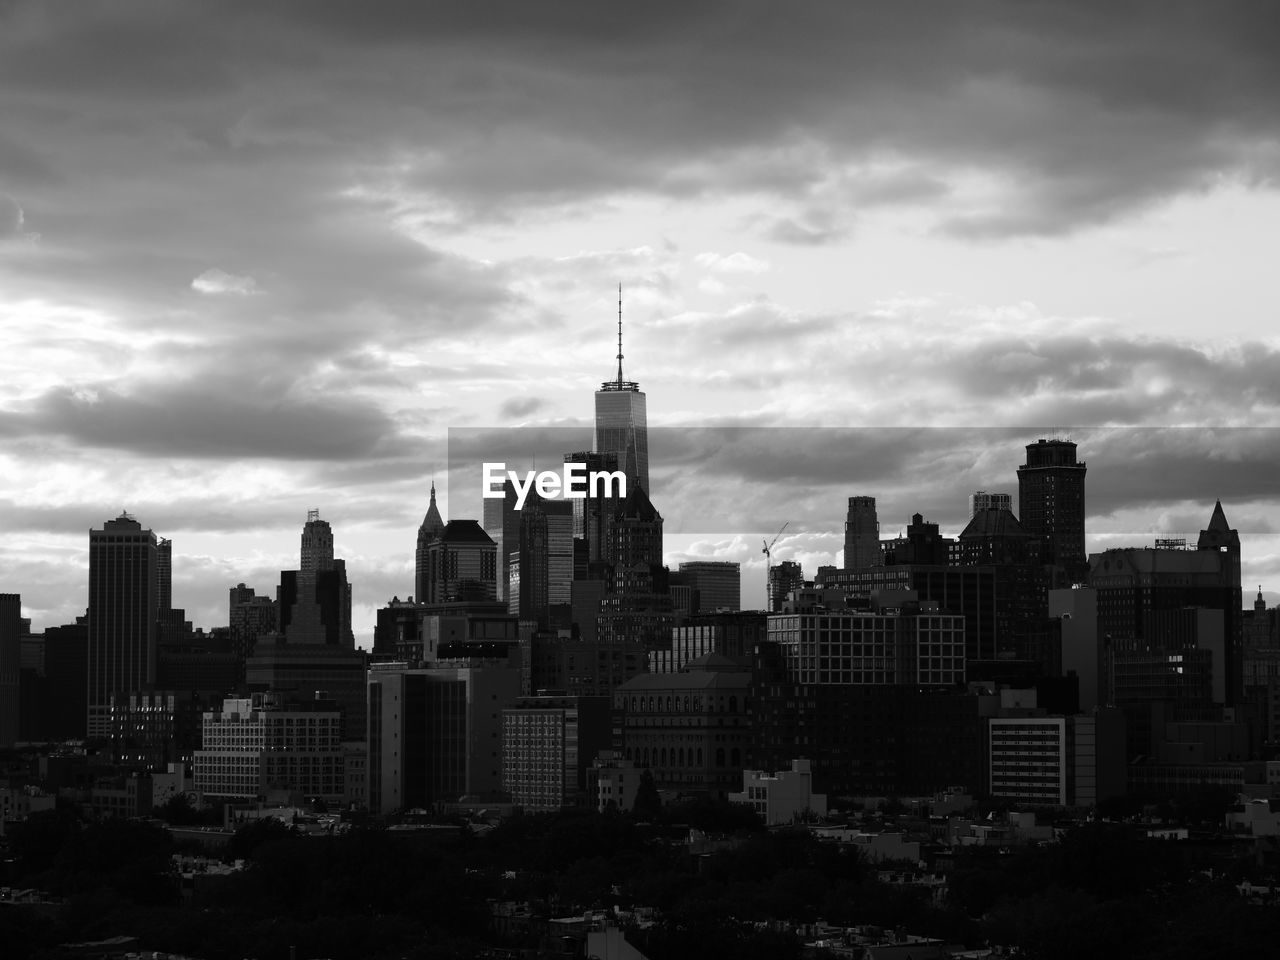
[483,462,627,510]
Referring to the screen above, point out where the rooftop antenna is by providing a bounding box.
[616,282,624,387]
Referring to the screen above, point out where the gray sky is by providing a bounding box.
[3,1,1279,639]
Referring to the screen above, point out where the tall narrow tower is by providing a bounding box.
[87,514,159,738]
[593,285,649,495]
[415,481,445,601]
[843,496,881,571]
[1017,438,1087,578]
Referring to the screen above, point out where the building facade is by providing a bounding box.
[88,514,159,739]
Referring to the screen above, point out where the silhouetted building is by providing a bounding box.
[1090,502,1243,705]
[279,511,354,648]
[883,514,951,566]
[415,481,446,602]
[88,514,159,739]
[0,594,21,747]
[768,560,804,613]
[1018,438,1087,578]
[367,656,522,814]
[565,450,621,570]
[229,586,277,676]
[245,633,368,743]
[843,496,881,571]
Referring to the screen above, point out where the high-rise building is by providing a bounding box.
[1089,502,1243,705]
[677,561,742,613]
[419,520,498,604]
[367,657,522,814]
[278,511,354,648]
[565,450,620,570]
[969,491,1013,518]
[843,496,881,572]
[593,289,649,495]
[1017,438,1087,577]
[415,481,445,602]
[0,594,22,747]
[768,560,804,613]
[88,514,159,739]
[229,585,277,673]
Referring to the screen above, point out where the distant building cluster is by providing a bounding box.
[3,326,1280,833]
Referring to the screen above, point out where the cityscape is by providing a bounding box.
[5,3,1280,959]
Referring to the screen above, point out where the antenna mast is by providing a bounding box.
[616,282,624,386]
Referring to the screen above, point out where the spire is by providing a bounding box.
[420,478,444,541]
[616,282,624,386]
[1207,499,1230,533]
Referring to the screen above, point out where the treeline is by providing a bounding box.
[4,805,1280,960]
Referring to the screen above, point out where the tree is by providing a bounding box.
[633,769,661,819]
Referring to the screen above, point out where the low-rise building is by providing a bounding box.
[193,693,344,804]
[729,758,827,824]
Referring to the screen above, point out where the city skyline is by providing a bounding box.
[3,2,1280,641]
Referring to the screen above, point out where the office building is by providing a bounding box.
[565,450,621,570]
[418,520,498,605]
[614,654,754,799]
[677,561,741,613]
[593,291,649,495]
[367,656,523,814]
[229,586,277,675]
[88,514,159,739]
[1089,502,1243,705]
[767,593,966,687]
[1017,438,1087,577]
[193,693,345,804]
[650,611,767,674]
[768,560,804,613]
[501,694,612,811]
[245,634,368,743]
[279,511,354,648]
[0,594,21,747]
[843,496,881,572]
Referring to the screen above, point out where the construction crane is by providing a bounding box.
[762,521,789,611]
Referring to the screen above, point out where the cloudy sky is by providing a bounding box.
[3,1,1280,641]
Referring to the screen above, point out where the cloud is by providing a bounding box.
[498,396,548,420]
[192,268,260,295]
[1,375,399,460]
[694,251,770,274]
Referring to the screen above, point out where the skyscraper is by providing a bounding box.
[415,481,445,601]
[88,514,159,739]
[593,288,649,494]
[843,496,881,571]
[1017,438,1087,577]
[279,511,353,647]
[677,561,742,613]
[0,593,21,747]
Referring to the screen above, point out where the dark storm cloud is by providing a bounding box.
[1,378,398,460]
[6,1,1278,239]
